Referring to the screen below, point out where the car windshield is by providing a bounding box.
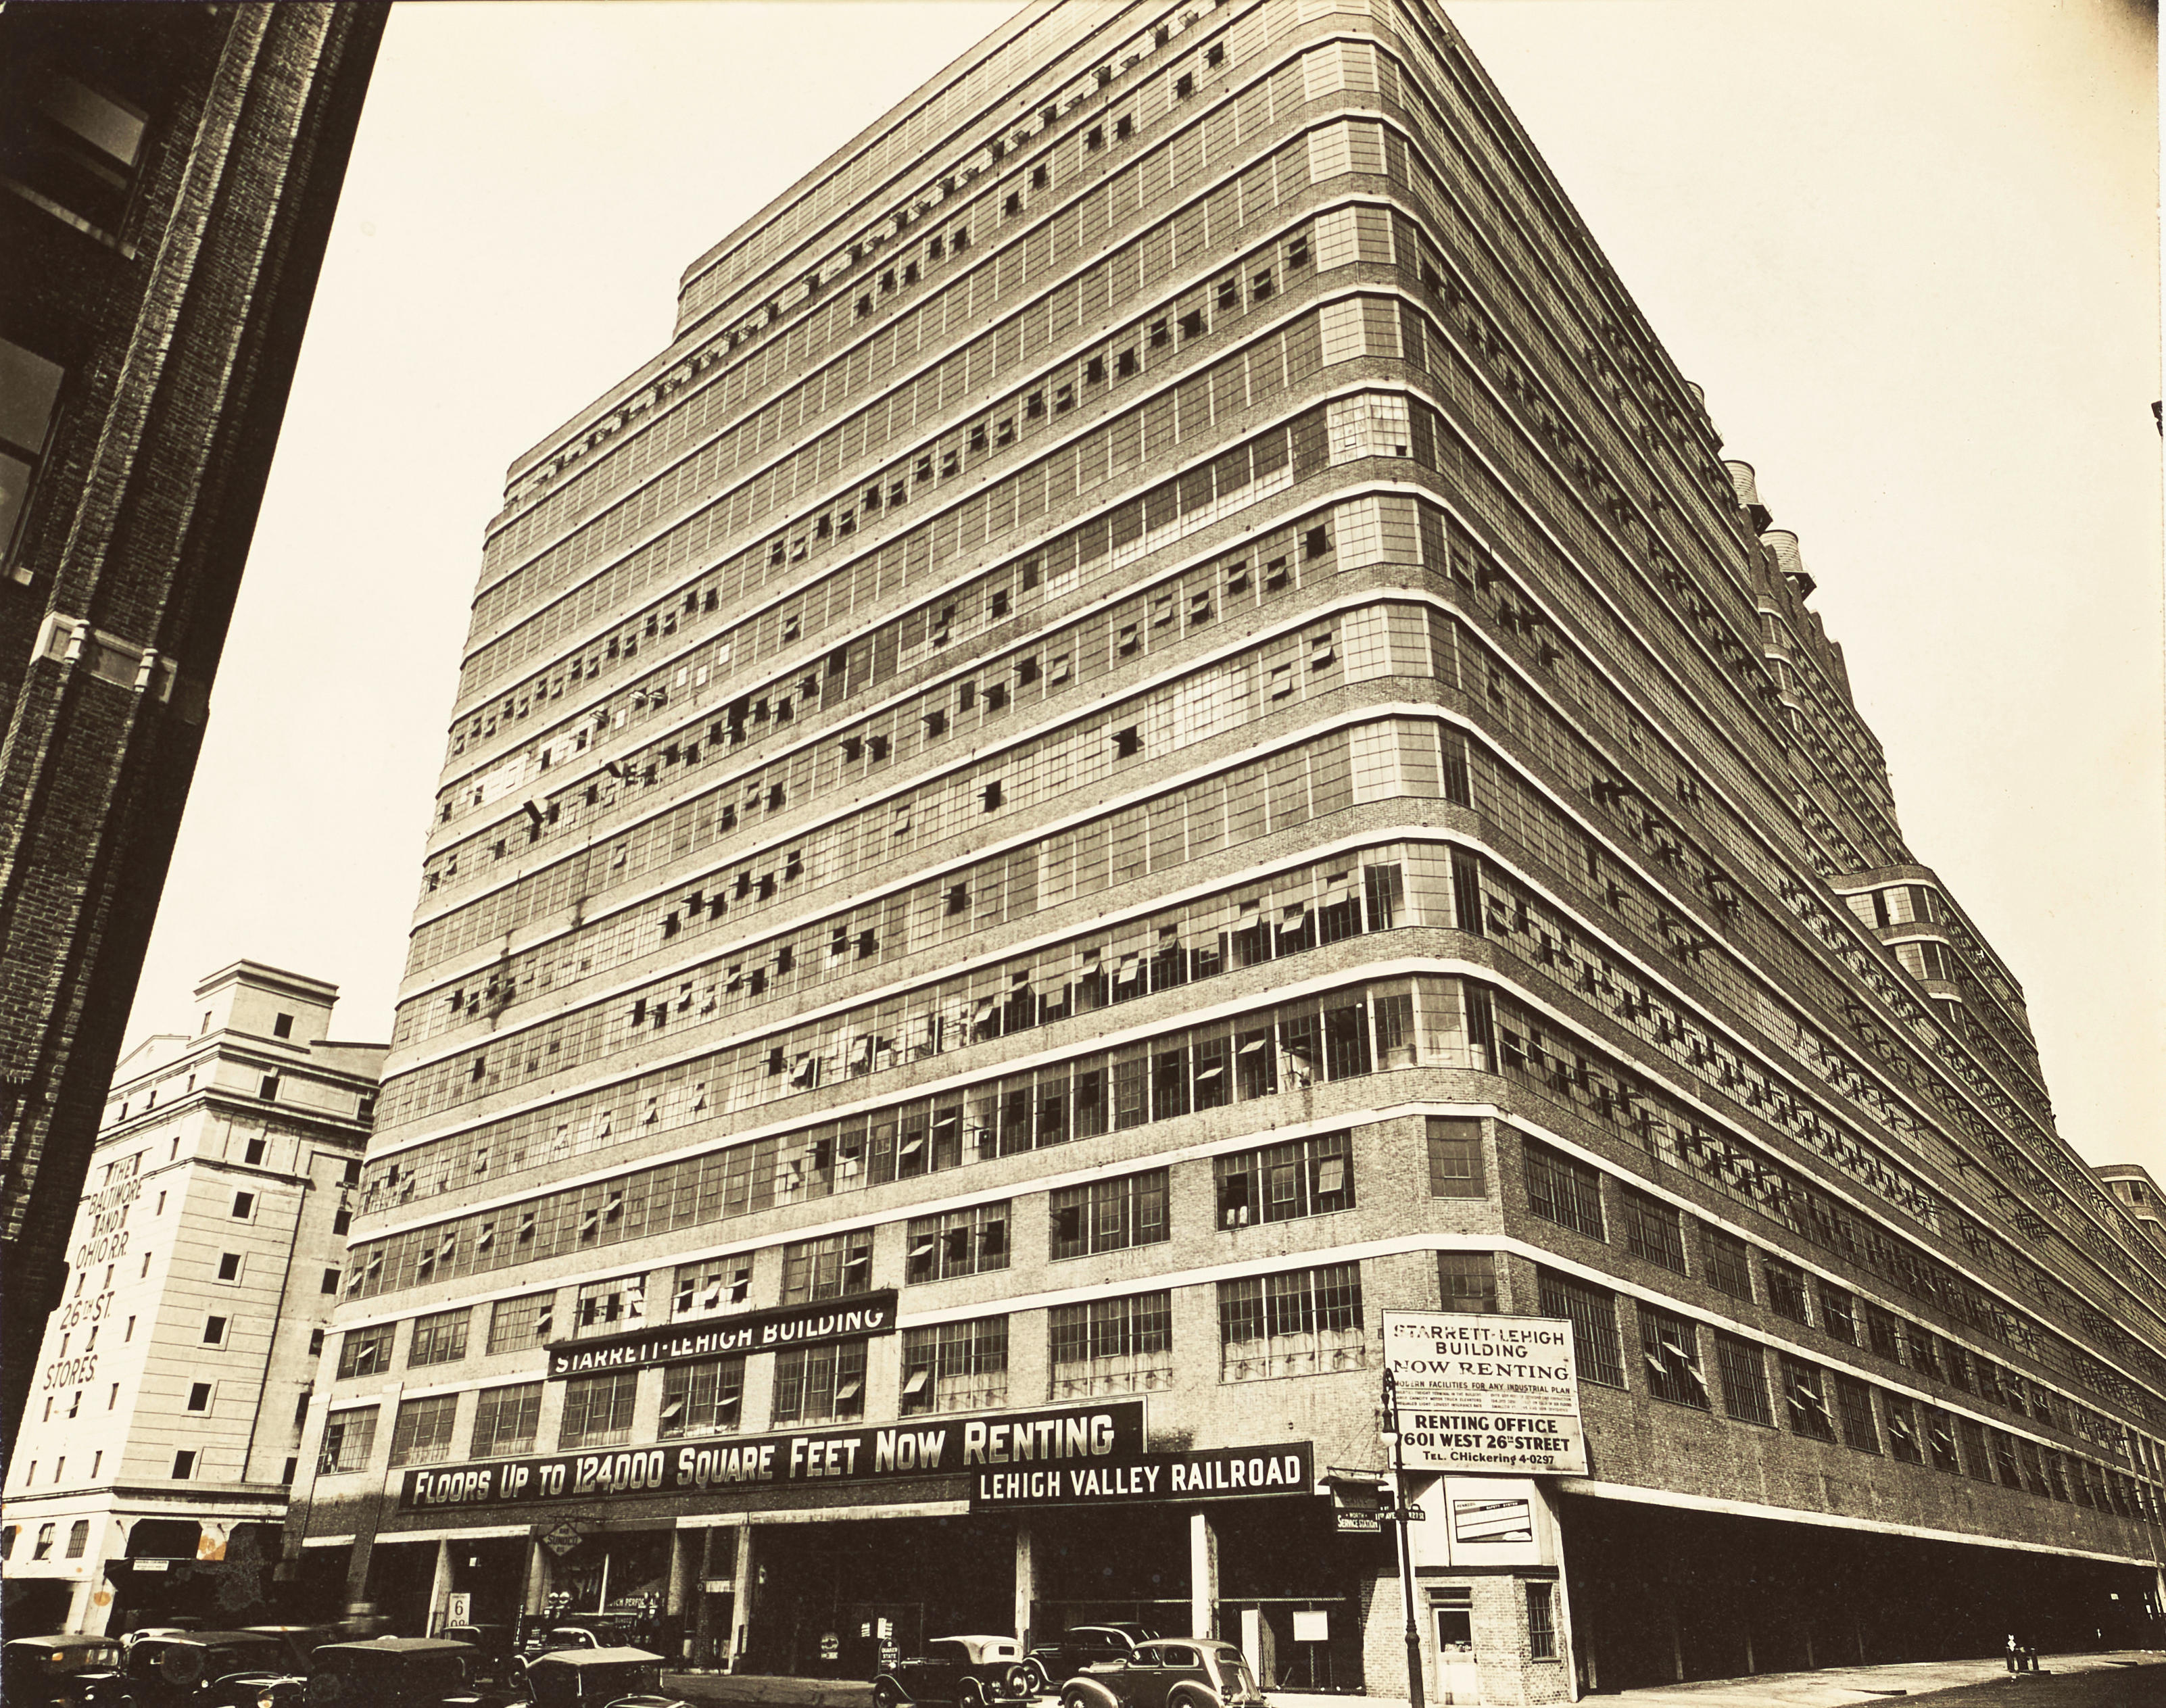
[1224,1653,1258,1694]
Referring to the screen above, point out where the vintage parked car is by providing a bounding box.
[305,1636,502,1707]
[1021,1626,1157,1694]
[523,1646,690,1707]
[439,1624,520,1684]
[110,1630,304,1707]
[1055,1640,1266,1708]
[3,1634,126,1707]
[874,1636,1033,1708]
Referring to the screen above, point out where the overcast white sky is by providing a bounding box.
[126,2,2162,1178]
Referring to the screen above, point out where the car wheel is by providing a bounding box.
[1061,1690,1093,1708]
[1021,1660,1051,1695]
[963,1680,986,1708]
[874,1683,902,1708]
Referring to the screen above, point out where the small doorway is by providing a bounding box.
[1430,1587,1478,1706]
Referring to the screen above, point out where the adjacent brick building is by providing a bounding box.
[2,962,383,1636]
[282,1,2166,1699]
[0,1,385,1457]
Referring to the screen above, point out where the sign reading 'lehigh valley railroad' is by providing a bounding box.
[1382,1311,1587,1475]
[398,1400,1143,1512]
[969,1441,1314,1509]
[545,1290,898,1380]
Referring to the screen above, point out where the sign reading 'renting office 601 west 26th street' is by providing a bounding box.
[1382,1311,1587,1475]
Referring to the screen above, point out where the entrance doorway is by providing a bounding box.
[1430,1588,1478,1706]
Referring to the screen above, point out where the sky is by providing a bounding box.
[125,2,2162,1177]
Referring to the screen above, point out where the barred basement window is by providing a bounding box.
[1523,1140,1604,1239]
[1218,1262,1364,1382]
[1215,1130,1352,1227]
[487,1290,555,1352]
[1537,1269,1623,1388]
[471,1383,542,1458]
[1437,1252,1497,1313]
[390,1394,461,1467]
[1702,1226,1752,1302]
[1050,1169,1168,1260]
[337,1323,393,1379]
[558,1371,638,1449]
[1525,1582,1557,1660]
[1763,1256,1811,1325]
[320,1406,377,1473]
[1622,1188,1686,1275]
[406,1308,470,1368]
[1780,1356,1836,1442]
[901,1318,1005,1414]
[782,1231,873,1302]
[660,1356,746,1437]
[1637,1302,1708,1409]
[1714,1332,1772,1425]
[1426,1117,1485,1198]
[1050,1292,1172,1398]
[1834,1373,1879,1453]
[907,1202,1009,1282]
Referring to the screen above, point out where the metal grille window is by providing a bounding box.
[660,1357,746,1437]
[1522,1141,1604,1238]
[1925,1407,1961,1473]
[574,1274,646,1337]
[487,1290,556,1352]
[1781,1356,1836,1442]
[1883,1392,1924,1464]
[674,1257,752,1318]
[337,1323,393,1380]
[906,1203,1009,1282]
[471,1383,542,1459]
[1049,1292,1172,1398]
[1525,1582,1557,1661]
[1762,1258,1810,1325]
[781,1232,873,1303]
[1818,1282,1857,1345]
[1834,1373,1880,1453]
[1702,1226,1753,1302]
[558,1371,638,1448]
[901,1318,1007,1414]
[772,1339,867,1423]
[320,1406,378,1473]
[406,1309,470,1369]
[1537,1269,1623,1388]
[389,1394,461,1467]
[1426,1117,1485,1198]
[1218,1262,1366,1382]
[1438,1252,1497,1313]
[1050,1169,1168,1261]
[1214,1131,1353,1228]
[1621,1189,1686,1275]
[1714,1332,1772,1425]
[1637,1303,1709,1409]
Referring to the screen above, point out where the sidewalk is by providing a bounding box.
[662,1653,2165,1708]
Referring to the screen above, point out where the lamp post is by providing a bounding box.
[1382,1366,1426,1708]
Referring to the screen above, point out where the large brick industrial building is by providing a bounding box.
[283,1,2166,1699]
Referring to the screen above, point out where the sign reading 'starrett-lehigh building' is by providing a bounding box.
[398,1400,1143,1511]
[544,1290,899,1379]
[1382,1310,1587,1475]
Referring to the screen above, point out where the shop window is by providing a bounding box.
[487,1290,557,1353]
[407,1308,470,1368]
[1702,1226,1753,1301]
[905,1202,1008,1283]
[1218,1262,1364,1382]
[337,1323,393,1379]
[471,1383,542,1459]
[674,1258,752,1318]
[557,1371,638,1449]
[1833,1373,1879,1453]
[1781,1356,1837,1442]
[661,1356,746,1437]
[1714,1332,1772,1425]
[773,1338,867,1423]
[1637,1302,1708,1409]
[389,1394,461,1467]
[1426,1117,1485,1197]
[1537,1269,1622,1388]
[1050,1292,1172,1399]
[1621,1188,1686,1275]
[1523,1140,1604,1239]
[1214,1131,1352,1227]
[319,1407,378,1473]
[781,1231,873,1303]
[1437,1252,1497,1313]
[574,1274,646,1337]
[901,1317,1007,1414]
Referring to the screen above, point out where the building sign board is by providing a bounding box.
[969,1441,1312,1509]
[1381,1311,1587,1475]
[545,1291,898,1379]
[399,1400,1142,1512]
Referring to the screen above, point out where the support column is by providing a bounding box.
[1013,1523,1036,1653]
[524,1532,549,1617]
[427,1539,454,1635]
[1188,1510,1218,1642]
[729,1521,756,1672]
[667,1529,693,1663]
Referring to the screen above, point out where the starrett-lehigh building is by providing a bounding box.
[282,1,2166,1699]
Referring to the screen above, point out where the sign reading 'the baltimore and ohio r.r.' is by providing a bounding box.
[1382,1311,1587,1475]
